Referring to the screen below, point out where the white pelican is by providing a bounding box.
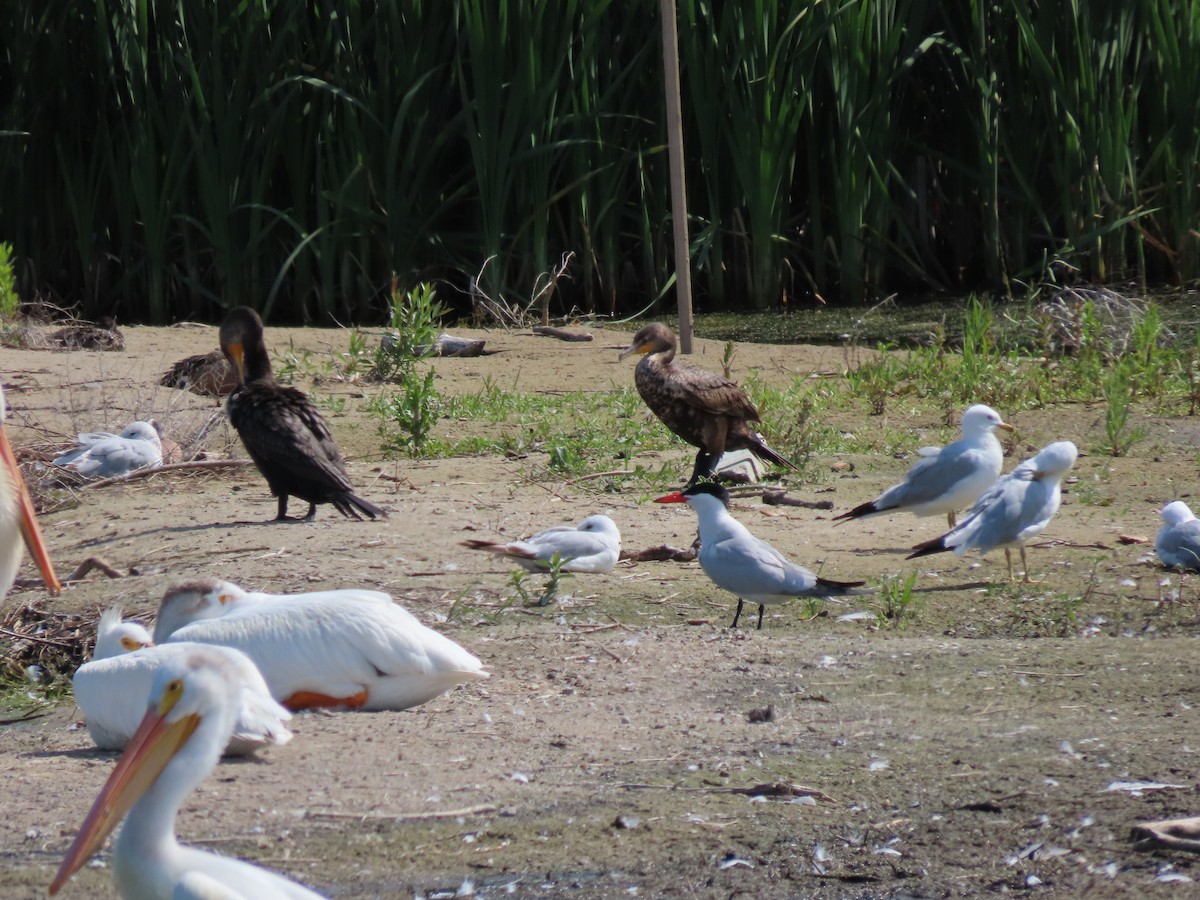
[835,404,1014,528]
[655,483,870,629]
[907,440,1078,581]
[52,421,163,478]
[0,382,60,597]
[74,607,292,755]
[50,646,324,898]
[153,579,489,711]
[460,514,622,573]
[1156,500,1200,570]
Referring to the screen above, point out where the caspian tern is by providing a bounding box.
[907,440,1077,581]
[655,482,869,629]
[835,404,1014,528]
[461,514,621,573]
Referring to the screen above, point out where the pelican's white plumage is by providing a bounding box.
[1156,500,1200,570]
[51,647,323,899]
[834,404,1014,527]
[154,579,489,711]
[461,514,621,573]
[52,420,163,478]
[908,440,1078,581]
[656,483,869,629]
[74,608,291,755]
[0,383,60,598]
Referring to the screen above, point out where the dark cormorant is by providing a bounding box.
[619,323,797,485]
[219,306,384,522]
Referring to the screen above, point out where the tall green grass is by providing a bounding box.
[2,1,1198,322]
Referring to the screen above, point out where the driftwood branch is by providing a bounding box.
[532,325,593,342]
[620,545,697,563]
[82,459,253,490]
[762,491,836,510]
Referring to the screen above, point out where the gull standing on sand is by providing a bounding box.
[655,482,869,629]
[73,607,292,755]
[154,579,489,711]
[907,440,1078,582]
[52,421,163,479]
[0,383,60,598]
[461,514,622,573]
[51,648,323,898]
[835,404,1014,528]
[1155,501,1200,570]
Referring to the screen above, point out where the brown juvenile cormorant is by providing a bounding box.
[619,323,797,485]
[160,349,237,399]
[219,306,384,522]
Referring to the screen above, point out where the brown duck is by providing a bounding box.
[619,323,797,485]
[219,306,384,521]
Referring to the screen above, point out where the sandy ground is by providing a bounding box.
[3,320,1200,898]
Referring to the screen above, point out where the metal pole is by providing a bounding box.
[659,0,694,354]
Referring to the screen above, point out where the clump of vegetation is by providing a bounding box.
[0,242,18,320]
[372,281,446,383]
[873,572,922,628]
[369,282,446,455]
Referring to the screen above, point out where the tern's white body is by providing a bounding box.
[836,405,1013,525]
[154,580,488,711]
[74,608,291,755]
[51,648,323,899]
[1156,501,1200,570]
[463,514,621,573]
[53,421,163,478]
[656,484,868,628]
[909,441,1078,580]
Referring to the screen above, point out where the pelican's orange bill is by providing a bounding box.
[653,492,687,504]
[0,424,60,593]
[50,705,199,894]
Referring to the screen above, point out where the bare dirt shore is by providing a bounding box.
[2,321,1199,898]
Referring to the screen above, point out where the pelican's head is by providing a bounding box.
[619,322,676,361]
[1162,500,1197,526]
[92,607,154,661]
[0,383,61,595]
[50,647,251,896]
[153,578,248,642]
[1030,441,1078,480]
[961,404,1014,437]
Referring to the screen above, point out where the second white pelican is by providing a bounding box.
[154,579,489,711]
[0,382,60,598]
[74,607,292,755]
[51,646,324,898]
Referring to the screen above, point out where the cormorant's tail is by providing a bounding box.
[333,493,386,520]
